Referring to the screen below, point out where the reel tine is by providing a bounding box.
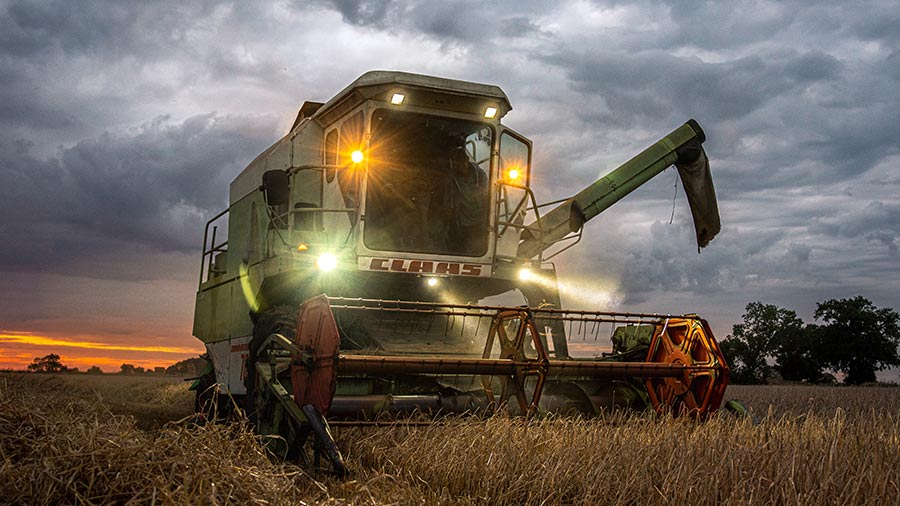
[443,310,451,336]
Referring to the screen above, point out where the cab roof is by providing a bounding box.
[311,70,512,127]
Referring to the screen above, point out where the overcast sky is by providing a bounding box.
[1,0,898,372]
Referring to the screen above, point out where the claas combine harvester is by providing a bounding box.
[192,71,729,474]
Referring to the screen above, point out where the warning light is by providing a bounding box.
[391,93,405,105]
[484,107,498,119]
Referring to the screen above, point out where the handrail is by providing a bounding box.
[199,207,230,287]
[495,182,547,261]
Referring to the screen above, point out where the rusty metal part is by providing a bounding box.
[480,308,548,416]
[644,317,729,417]
[291,295,341,415]
[337,355,717,377]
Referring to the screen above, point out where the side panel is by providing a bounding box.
[193,280,234,343]
[206,335,252,395]
[266,137,291,171]
[290,121,326,241]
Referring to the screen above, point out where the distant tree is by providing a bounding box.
[720,302,806,384]
[120,363,137,375]
[86,365,104,374]
[814,296,900,385]
[27,354,69,373]
[166,357,208,376]
[776,324,826,382]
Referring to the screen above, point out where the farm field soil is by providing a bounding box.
[2,373,899,505]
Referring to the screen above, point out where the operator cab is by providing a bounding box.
[309,71,533,273]
[365,109,491,256]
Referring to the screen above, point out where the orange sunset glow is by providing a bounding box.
[0,330,203,372]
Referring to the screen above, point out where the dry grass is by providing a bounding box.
[3,374,899,505]
[0,374,330,505]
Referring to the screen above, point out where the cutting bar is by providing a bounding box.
[337,354,716,378]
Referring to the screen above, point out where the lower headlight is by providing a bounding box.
[518,267,534,281]
[316,253,338,272]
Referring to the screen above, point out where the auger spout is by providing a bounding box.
[516,119,720,260]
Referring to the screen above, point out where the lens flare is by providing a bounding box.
[518,267,534,281]
[239,262,261,312]
[350,150,364,164]
[316,253,338,272]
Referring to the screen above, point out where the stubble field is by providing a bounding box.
[2,373,899,505]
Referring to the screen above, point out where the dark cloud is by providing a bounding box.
[784,51,841,82]
[850,3,900,43]
[0,113,279,278]
[0,0,219,58]
[308,0,545,42]
[0,0,897,353]
[663,0,796,51]
[886,50,900,82]
[809,201,900,251]
[327,0,397,27]
[544,48,848,129]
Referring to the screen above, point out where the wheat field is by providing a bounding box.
[2,373,899,505]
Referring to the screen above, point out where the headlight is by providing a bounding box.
[316,253,338,272]
[518,267,534,281]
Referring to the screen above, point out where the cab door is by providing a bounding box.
[494,127,533,260]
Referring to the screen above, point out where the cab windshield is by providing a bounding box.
[365,109,492,256]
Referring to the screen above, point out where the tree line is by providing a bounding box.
[720,296,900,385]
[24,354,206,376]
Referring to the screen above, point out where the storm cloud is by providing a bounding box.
[0,113,277,278]
[0,0,898,359]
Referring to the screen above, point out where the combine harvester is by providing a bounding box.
[192,71,729,474]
